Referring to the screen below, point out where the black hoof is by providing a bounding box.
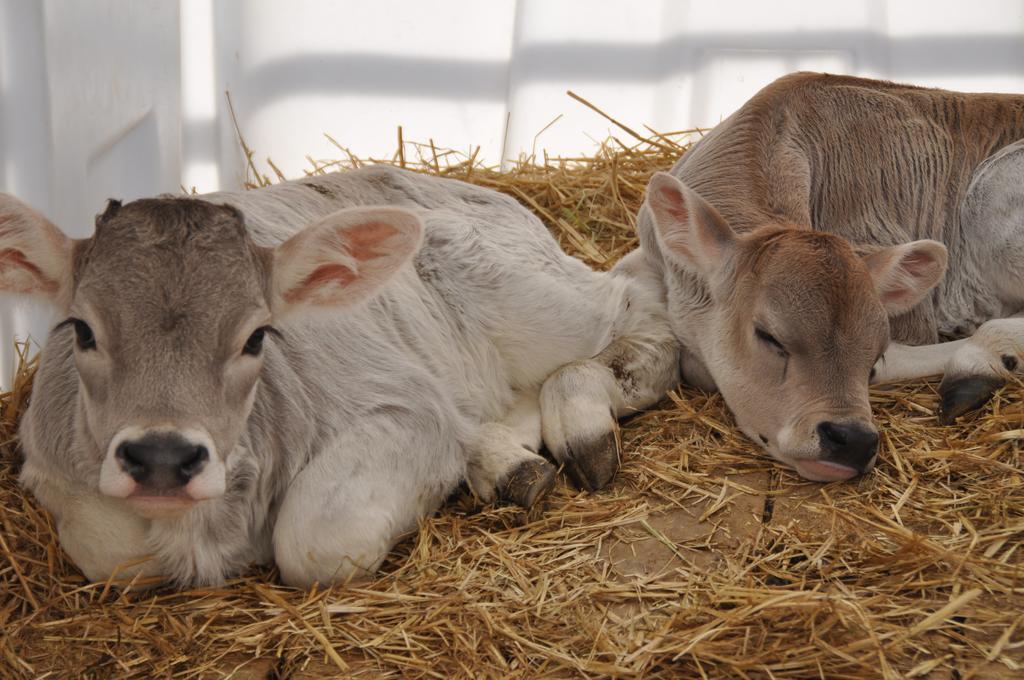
[562,430,619,492]
[937,375,1004,424]
[500,458,557,509]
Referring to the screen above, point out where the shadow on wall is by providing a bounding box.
[229,32,1024,150]
[236,33,1024,99]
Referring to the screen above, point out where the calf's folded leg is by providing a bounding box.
[272,415,464,588]
[871,317,1024,423]
[540,334,679,491]
[22,471,154,584]
[937,317,1024,422]
[465,389,556,509]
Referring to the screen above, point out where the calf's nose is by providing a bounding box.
[816,421,879,472]
[115,433,209,491]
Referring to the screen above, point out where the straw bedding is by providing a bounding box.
[1,123,1022,678]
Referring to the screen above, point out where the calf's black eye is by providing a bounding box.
[755,327,787,355]
[72,319,96,351]
[242,327,268,356]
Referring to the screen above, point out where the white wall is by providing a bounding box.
[1,0,1024,386]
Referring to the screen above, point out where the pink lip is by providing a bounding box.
[126,494,199,518]
[794,459,860,482]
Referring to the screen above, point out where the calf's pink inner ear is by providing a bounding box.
[284,262,357,304]
[656,184,690,224]
[341,222,397,261]
[281,222,400,304]
[651,183,696,261]
[273,208,422,311]
[0,199,73,303]
[0,246,59,294]
[864,240,948,314]
[646,172,734,274]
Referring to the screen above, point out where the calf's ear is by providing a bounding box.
[0,194,75,308]
[861,239,947,316]
[644,172,736,276]
[271,206,423,315]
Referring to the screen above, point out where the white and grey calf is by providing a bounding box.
[1,166,678,587]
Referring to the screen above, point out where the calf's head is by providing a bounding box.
[642,173,947,481]
[0,194,422,517]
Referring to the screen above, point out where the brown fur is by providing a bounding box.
[632,73,1024,479]
[675,72,1024,343]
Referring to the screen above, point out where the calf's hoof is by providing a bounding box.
[561,430,619,492]
[500,458,557,509]
[937,375,1004,424]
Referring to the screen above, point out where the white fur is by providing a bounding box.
[871,340,967,384]
[943,317,1024,380]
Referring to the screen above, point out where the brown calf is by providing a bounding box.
[625,72,1024,480]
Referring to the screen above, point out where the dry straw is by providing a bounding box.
[1,106,1022,677]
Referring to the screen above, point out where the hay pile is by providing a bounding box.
[2,120,1023,678]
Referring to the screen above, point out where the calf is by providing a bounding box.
[623,72,1024,481]
[1,166,679,587]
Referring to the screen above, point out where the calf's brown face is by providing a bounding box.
[0,194,422,517]
[644,173,947,481]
